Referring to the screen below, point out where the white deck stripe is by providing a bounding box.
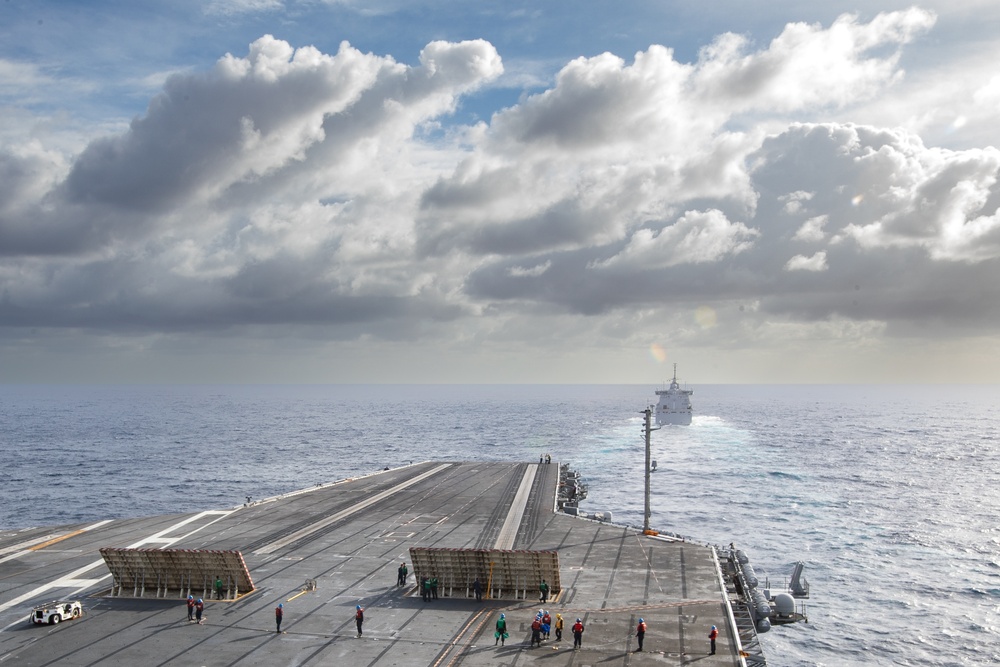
[0,520,114,561]
[493,464,538,550]
[0,546,49,564]
[255,463,452,556]
[81,520,114,531]
[0,510,234,618]
[0,533,61,557]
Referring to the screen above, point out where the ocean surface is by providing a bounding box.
[1,383,998,666]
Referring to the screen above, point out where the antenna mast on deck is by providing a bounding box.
[641,407,660,533]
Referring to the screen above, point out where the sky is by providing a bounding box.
[2,1,1000,384]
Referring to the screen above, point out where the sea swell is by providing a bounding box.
[1,383,999,665]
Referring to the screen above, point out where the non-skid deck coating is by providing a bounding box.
[0,461,738,665]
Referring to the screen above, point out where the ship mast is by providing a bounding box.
[641,407,660,533]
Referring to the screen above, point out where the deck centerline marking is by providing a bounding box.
[494,463,538,549]
[254,463,452,555]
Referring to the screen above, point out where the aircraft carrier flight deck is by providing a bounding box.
[0,461,742,666]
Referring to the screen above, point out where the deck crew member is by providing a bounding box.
[495,613,507,646]
[635,617,646,651]
[355,605,364,637]
[572,618,584,649]
[530,614,542,647]
[709,625,718,654]
[186,595,195,621]
[397,563,407,586]
[275,603,283,633]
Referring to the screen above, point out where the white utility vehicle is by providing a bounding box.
[30,600,82,625]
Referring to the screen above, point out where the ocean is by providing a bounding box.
[1,383,998,666]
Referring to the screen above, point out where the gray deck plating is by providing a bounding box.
[0,461,738,665]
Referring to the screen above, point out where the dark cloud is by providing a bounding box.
[3,10,1000,382]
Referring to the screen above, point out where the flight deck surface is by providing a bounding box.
[0,461,738,665]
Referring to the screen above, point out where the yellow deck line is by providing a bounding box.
[28,529,86,551]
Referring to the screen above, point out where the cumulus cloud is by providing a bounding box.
[591,210,759,270]
[63,37,393,213]
[0,36,503,331]
[0,143,67,216]
[2,9,1000,382]
[417,8,936,264]
[792,215,827,242]
[785,251,828,272]
[752,122,1000,264]
[692,8,936,113]
[780,191,813,215]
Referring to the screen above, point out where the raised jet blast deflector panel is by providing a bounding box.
[99,547,255,600]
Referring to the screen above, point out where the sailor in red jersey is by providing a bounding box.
[572,618,584,648]
[635,617,646,651]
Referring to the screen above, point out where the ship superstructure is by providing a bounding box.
[654,363,693,426]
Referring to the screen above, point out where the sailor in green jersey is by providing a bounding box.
[495,613,508,646]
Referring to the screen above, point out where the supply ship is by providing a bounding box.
[655,363,694,425]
